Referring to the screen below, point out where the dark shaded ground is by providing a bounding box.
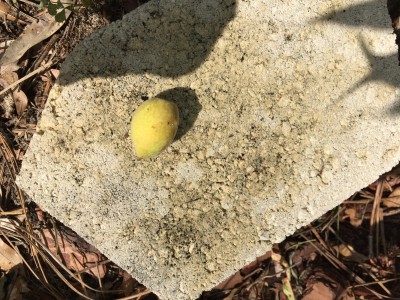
[0,1,400,299]
[388,0,400,64]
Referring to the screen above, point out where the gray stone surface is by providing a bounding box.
[17,0,400,299]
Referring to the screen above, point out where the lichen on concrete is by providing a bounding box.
[17,0,400,299]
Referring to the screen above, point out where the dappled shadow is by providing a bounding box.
[349,38,400,116]
[318,0,400,115]
[319,0,390,29]
[155,87,201,141]
[345,38,400,95]
[387,100,400,116]
[59,0,237,85]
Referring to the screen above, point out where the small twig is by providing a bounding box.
[258,261,301,281]
[0,1,27,24]
[301,232,340,270]
[0,208,24,215]
[310,226,329,250]
[0,60,55,96]
[245,260,301,293]
[12,128,37,134]
[40,77,53,108]
[243,267,263,281]
[71,253,89,298]
[0,225,42,282]
[96,262,105,300]
[14,0,39,7]
[222,287,239,300]
[344,199,372,204]
[286,239,317,251]
[383,208,400,217]
[365,268,391,296]
[25,34,60,90]
[369,179,384,257]
[321,206,341,232]
[71,260,112,277]
[353,278,399,288]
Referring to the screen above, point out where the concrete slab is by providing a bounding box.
[17,0,400,299]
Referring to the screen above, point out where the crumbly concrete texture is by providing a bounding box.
[17,0,400,299]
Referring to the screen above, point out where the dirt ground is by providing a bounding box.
[0,0,400,299]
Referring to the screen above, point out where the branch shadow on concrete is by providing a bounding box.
[344,38,400,95]
[318,0,391,29]
[155,87,201,141]
[59,0,237,85]
[334,37,400,116]
[318,0,400,116]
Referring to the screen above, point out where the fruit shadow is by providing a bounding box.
[155,87,201,141]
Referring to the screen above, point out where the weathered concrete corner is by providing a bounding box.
[17,0,400,299]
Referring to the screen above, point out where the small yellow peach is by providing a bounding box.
[131,98,179,158]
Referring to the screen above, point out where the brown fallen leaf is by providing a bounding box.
[12,90,28,117]
[0,238,22,271]
[49,68,60,79]
[41,226,107,278]
[382,186,400,208]
[0,71,18,86]
[343,207,363,227]
[0,63,19,76]
[40,68,60,82]
[0,2,11,19]
[0,10,70,66]
[36,208,106,279]
[0,71,28,117]
[338,289,356,300]
[119,271,141,296]
[302,267,353,300]
[303,282,336,300]
[0,2,26,24]
[290,244,317,267]
[332,244,368,264]
[0,40,14,58]
[0,74,17,118]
